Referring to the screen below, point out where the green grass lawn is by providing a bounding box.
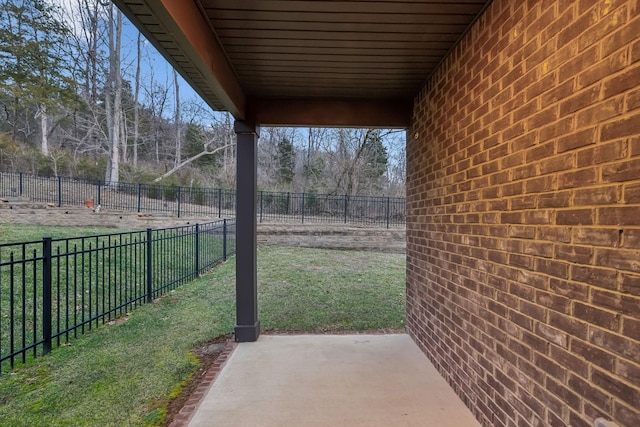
[0,224,125,243]
[0,240,406,427]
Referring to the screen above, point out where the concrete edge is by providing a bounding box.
[167,340,238,427]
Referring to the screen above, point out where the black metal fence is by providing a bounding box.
[0,220,235,374]
[0,172,405,228]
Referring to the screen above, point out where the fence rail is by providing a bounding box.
[0,172,405,228]
[0,219,235,374]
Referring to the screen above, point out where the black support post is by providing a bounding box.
[234,121,260,342]
[57,176,62,207]
[146,228,153,303]
[194,223,200,275]
[223,219,228,261]
[42,236,53,355]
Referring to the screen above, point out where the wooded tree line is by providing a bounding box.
[0,0,406,197]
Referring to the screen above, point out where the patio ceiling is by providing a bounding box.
[113,0,491,127]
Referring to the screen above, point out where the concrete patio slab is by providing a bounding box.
[187,334,481,427]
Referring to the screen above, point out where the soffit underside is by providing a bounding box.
[113,0,490,127]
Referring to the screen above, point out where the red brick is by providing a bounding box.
[510,131,536,151]
[598,207,640,225]
[601,113,640,141]
[602,159,640,183]
[557,8,599,46]
[509,225,536,239]
[546,376,581,408]
[523,210,552,224]
[592,367,640,406]
[522,240,553,257]
[501,212,523,224]
[623,317,640,341]
[512,164,537,180]
[536,258,569,279]
[536,290,571,312]
[510,254,534,270]
[527,107,558,129]
[602,15,640,57]
[596,248,640,271]
[557,167,597,189]
[620,273,640,296]
[603,64,640,98]
[567,374,611,412]
[502,182,523,197]
[501,152,524,168]
[548,311,587,339]
[406,1,640,425]
[576,97,625,128]
[539,116,575,142]
[525,141,555,163]
[518,269,549,289]
[625,182,640,203]
[579,48,629,87]
[550,278,589,301]
[525,176,555,194]
[538,226,571,243]
[567,411,592,427]
[560,86,601,115]
[540,153,574,174]
[538,191,571,208]
[557,127,597,153]
[571,339,615,371]
[542,79,575,105]
[592,289,640,318]
[556,209,594,225]
[573,302,619,331]
[571,265,618,290]
[525,71,556,101]
[613,402,640,427]
[555,244,593,264]
[532,382,565,418]
[632,39,640,62]
[573,228,619,247]
[536,323,568,348]
[574,186,619,205]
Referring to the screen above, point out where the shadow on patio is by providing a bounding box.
[184,334,480,427]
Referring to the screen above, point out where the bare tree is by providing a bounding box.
[104,3,123,184]
[132,31,141,166]
[173,68,181,166]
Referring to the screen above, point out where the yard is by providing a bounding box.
[0,225,405,426]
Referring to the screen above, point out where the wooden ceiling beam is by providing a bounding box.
[113,0,246,118]
[247,98,412,128]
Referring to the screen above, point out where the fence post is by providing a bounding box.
[286,192,290,215]
[177,186,181,218]
[217,188,222,218]
[194,223,200,275]
[223,219,228,260]
[19,172,23,196]
[97,181,101,206]
[344,194,348,224]
[146,228,153,304]
[137,184,141,213]
[42,236,53,355]
[259,191,263,223]
[301,193,305,224]
[57,176,62,207]
[386,197,391,229]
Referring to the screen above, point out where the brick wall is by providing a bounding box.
[407,1,640,426]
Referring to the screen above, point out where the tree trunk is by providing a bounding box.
[38,104,49,156]
[133,31,141,166]
[105,4,122,186]
[173,68,181,166]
